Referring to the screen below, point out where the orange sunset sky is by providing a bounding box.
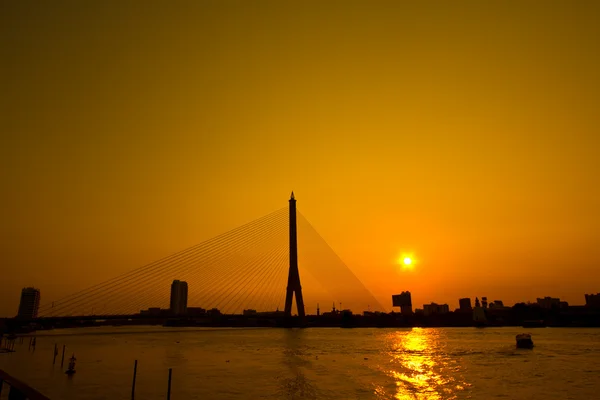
[1,1,599,317]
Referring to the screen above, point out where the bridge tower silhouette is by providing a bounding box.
[31,192,385,320]
[284,191,305,318]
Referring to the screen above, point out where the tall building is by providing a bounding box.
[170,280,188,315]
[17,287,41,319]
[458,298,472,311]
[392,291,413,314]
[585,293,600,308]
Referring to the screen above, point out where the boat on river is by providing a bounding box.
[516,333,534,349]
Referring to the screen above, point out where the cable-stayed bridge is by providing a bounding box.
[31,193,383,325]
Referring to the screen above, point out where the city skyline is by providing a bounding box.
[2,2,600,317]
[9,278,599,319]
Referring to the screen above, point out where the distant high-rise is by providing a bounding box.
[17,287,41,319]
[458,298,472,311]
[170,280,188,315]
[585,293,600,308]
[392,291,413,315]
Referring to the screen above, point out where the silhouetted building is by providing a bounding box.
[322,302,339,317]
[140,307,171,317]
[363,311,384,317]
[488,300,505,309]
[207,308,221,316]
[537,297,560,309]
[392,291,413,314]
[256,310,285,318]
[585,293,600,308]
[188,307,206,316]
[559,301,569,309]
[170,280,188,315]
[423,303,449,316]
[481,297,488,309]
[317,303,320,316]
[243,309,257,316]
[257,310,285,317]
[473,305,487,324]
[17,287,40,319]
[475,297,481,307]
[458,298,472,311]
[145,307,161,316]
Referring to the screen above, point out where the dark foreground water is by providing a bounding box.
[1,327,599,399]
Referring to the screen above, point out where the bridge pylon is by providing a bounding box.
[284,191,305,319]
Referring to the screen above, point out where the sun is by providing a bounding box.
[398,253,417,270]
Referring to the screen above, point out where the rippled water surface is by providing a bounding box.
[1,327,600,399]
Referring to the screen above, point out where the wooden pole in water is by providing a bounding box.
[61,345,66,367]
[166,368,172,400]
[53,344,58,364]
[131,360,138,399]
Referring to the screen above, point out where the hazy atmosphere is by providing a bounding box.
[2,1,599,316]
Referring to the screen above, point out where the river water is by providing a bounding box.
[1,327,599,399]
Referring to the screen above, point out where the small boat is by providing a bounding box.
[516,333,534,349]
[65,354,77,375]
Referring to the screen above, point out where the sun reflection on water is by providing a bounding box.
[384,328,469,399]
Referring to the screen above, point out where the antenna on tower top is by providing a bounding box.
[290,191,295,200]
